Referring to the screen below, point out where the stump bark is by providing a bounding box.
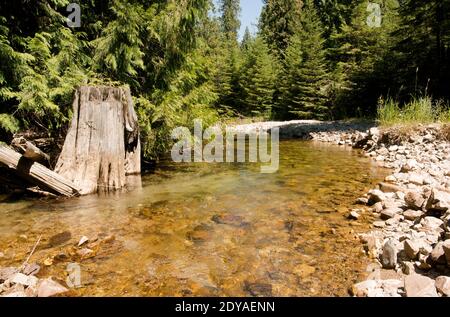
[55,86,141,195]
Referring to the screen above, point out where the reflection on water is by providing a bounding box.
[0,140,388,296]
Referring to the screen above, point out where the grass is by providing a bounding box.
[377,96,450,126]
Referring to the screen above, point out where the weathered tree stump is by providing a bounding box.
[55,86,141,195]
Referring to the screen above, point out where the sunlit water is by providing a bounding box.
[0,140,388,296]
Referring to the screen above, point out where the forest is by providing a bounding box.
[1,0,450,160]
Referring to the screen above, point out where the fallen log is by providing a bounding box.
[11,137,50,164]
[0,145,80,197]
[54,86,141,195]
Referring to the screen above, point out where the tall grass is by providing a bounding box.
[377,96,450,126]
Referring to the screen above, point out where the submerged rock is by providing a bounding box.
[37,278,68,297]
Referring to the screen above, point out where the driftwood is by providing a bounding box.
[11,137,50,164]
[0,145,80,197]
[54,86,141,195]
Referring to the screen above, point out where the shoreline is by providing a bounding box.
[233,120,450,297]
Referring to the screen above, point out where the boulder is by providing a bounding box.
[380,208,402,220]
[401,159,418,173]
[405,191,425,210]
[37,278,68,297]
[381,240,397,269]
[379,182,404,194]
[403,209,423,221]
[404,274,438,297]
[430,242,447,264]
[435,276,450,296]
[404,240,420,260]
[352,280,378,297]
[368,189,386,205]
[420,217,444,233]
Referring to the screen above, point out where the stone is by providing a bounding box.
[369,127,380,137]
[430,242,447,264]
[404,274,438,297]
[381,240,397,269]
[372,202,384,213]
[355,197,369,205]
[405,191,425,210]
[373,221,386,228]
[401,261,416,275]
[380,208,402,220]
[348,211,360,220]
[0,267,18,282]
[435,276,450,296]
[11,273,38,288]
[76,248,95,259]
[352,280,378,297]
[381,279,404,296]
[408,173,425,186]
[404,240,420,260]
[420,217,444,232]
[403,209,423,221]
[379,182,404,194]
[78,236,89,246]
[368,189,386,205]
[37,278,68,297]
[22,263,40,276]
[443,240,450,265]
[401,159,418,173]
[385,175,397,183]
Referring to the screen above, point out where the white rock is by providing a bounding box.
[435,276,450,296]
[37,278,68,297]
[78,236,89,247]
[404,274,438,297]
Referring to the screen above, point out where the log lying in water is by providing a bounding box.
[0,145,80,197]
[54,86,141,195]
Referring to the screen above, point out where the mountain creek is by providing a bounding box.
[0,140,389,296]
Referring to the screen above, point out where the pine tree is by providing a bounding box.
[278,0,329,119]
[329,0,400,117]
[259,0,303,59]
[240,36,279,117]
[393,0,450,100]
[220,0,241,42]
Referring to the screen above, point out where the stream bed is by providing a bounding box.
[0,140,389,296]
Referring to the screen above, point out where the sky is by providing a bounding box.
[213,0,265,41]
[238,0,264,40]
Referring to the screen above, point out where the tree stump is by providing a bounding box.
[55,86,141,195]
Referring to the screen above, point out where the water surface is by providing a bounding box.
[0,140,388,296]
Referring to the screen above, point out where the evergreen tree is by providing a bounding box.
[220,0,241,42]
[392,0,450,101]
[259,0,303,59]
[278,0,329,119]
[240,36,279,117]
[329,0,400,117]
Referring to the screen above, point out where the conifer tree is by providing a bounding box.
[259,0,303,59]
[278,0,329,119]
[240,36,279,117]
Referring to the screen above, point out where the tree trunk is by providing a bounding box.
[54,86,141,195]
[0,145,80,197]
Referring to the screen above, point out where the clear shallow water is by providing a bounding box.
[0,140,388,296]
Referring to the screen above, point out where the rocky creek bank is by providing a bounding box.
[300,122,450,297]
